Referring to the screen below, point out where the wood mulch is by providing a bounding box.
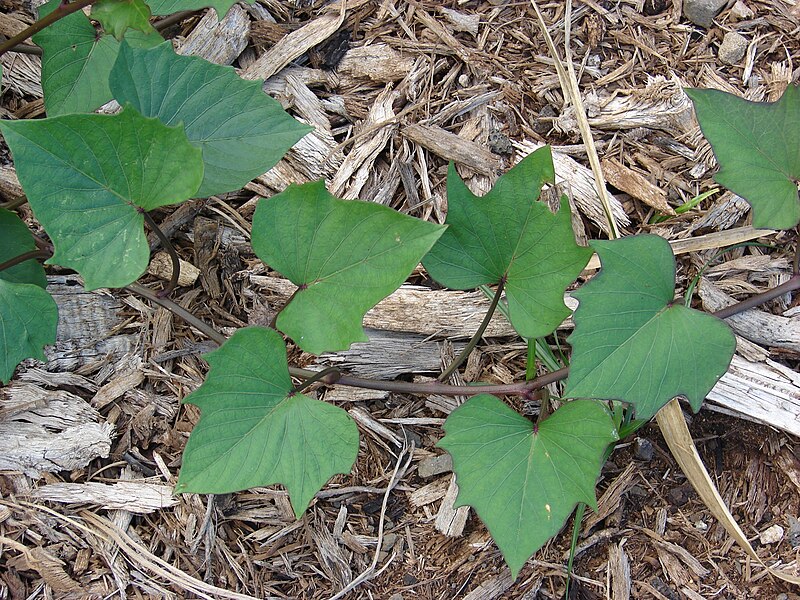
[1,0,799,598]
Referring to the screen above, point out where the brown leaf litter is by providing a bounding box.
[1,0,800,598]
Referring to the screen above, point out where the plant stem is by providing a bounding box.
[126,282,227,345]
[127,273,800,398]
[0,0,97,58]
[142,212,180,298]
[153,9,202,31]
[0,196,28,210]
[0,249,51,273]
[711,274,800,319]
[292,367,340,394]
[438,278,506,382]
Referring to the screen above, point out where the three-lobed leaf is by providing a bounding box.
[0,106,204,290]
[440,395,618,578]
[33,0,162,116]
[91,0,156,41]
[252,181,445,354]
[0,208,46,288]
[109,41,311,197]
[565,235,736,421]
[422,147,592,339]
[686,85,800,229]
[176,327,360,518]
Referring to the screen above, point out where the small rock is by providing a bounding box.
[382,533,398,552]
[786,516,800,548]
[759,524,785,545]
[634,438,654,461]
[417,453,453,478]
[402,574,418,586]
[729,0,754,20]
[389,594,404,600]
[488,131,514,155]
[694,520,708,531]
[683,0,728,28]
[719,31,748,65]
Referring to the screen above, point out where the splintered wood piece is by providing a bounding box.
[707,355,800,436]
[404,123,501,176]
[601,157,673,214]
[176,4,249,65]
[242,0,370,81]
[331,87,398,199]
[0,384,112,477]
[32,481,178,514]
[147,252,201,287]
[249,276,516,337]
[0,165,24,200]
[337,44,415,82]
[434,475,469,536]
[699,279,800,352]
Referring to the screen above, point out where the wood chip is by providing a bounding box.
[434,475,469,537]
[404,123,501,176]
[699,278,800,352]
[147,251,201,287]
[32,481,178,514]
[601,157,673,214]
[176,4,249,65]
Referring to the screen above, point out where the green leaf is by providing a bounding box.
[564,235,736,421]
[91,0,156,40]
[422,148,592,339]
[252,181,445,354]
[109,41,311,197]
[33,0,162,116]
[0,209,46,288]
[0,106,204,290]
[686,85,800,229]
[439,395,618,578]
[0,279,58,384]
[147,0,253,17]
[176,327,359,517]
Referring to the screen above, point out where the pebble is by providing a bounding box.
[683,0,728,28]
[719,32,748,65]
[787,515,800,548]
[417,453,453,478]
[634,437,654,461]
[759,524,784,545]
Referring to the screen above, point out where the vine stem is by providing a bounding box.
[126,275,800,398]
[0,249,51,273]
[0,0,97,58]
[438,277,505,381]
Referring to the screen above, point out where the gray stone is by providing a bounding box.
[683,0,728,28]
[634,437,654,461]
[787,515,800,548]
[417,453,453,478]
[759,524,784,545]
[719,31,748,65]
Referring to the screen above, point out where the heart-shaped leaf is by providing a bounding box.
[565,235,736,420]
[91,0,156,41]
[252,181,445,354]
[176,327,359,518]
[147,0,253,17]
[109,41,311,197]
[0,208,46,288]
[439,395,618,578]
[686,85,800,229]
[422,147,592,339]
[0,106,204,290]
[33,0,162,116]
[0,279,58,384]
